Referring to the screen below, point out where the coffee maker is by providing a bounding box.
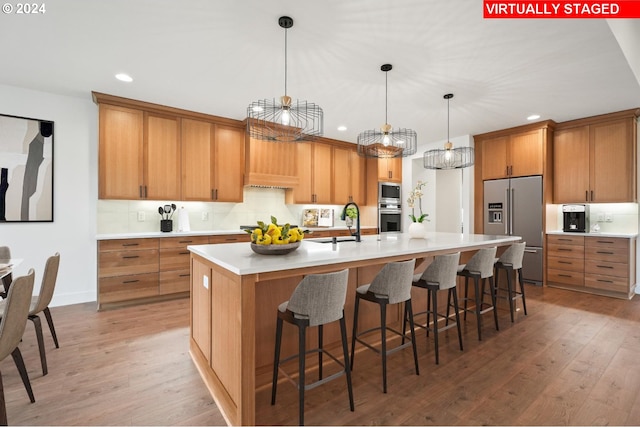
[562,204,589,232]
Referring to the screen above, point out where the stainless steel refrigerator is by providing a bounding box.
[484,175,543,285]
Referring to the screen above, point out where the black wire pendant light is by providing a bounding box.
[357,64,417,158]
[246,16,323,142]
[423,93,474,169]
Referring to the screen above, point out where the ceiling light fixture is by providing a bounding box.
[115,73,133,82]
[357,64,417,158]
[527,114,541,121]
[423,93,474,170]
[246,16,323,142]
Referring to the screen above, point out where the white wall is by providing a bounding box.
[0,84,97,307]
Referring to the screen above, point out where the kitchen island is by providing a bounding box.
[188,232,520,426]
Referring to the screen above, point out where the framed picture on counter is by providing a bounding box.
[302,209,318,227]
[318,208,334,227]
[0,113,54,222]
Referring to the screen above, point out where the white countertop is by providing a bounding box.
[187,232,521,276]
[547,230,638,238]
[96,226,377,240]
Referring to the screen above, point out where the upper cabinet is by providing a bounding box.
[244,137,298,188]
[480,127,546,180]
[99,105,180,200]
[377,156,402,183]
[332,146,366,205]
[181,119,244,202]
[285,142,332,204]
[553,110,638,204]
[95,92,245,201]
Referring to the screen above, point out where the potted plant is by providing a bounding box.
[342,206,358,227]
[407,181,429,238]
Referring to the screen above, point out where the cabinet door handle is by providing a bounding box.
[557,248,572,252]
[123,279,140,284]
[597,279,614,284]
[558,238,572,242]
[596,240,614,244]
[178,240,193,244]
[558,274,572,278]
[179,273,190,277]
[214,189,218,200]
[585,190,588,202]
[596,265,614,269]
[596,251,614,255]
[122,243,139,247]
[591,190,594,201]
[211,189,215,200]
[179,251,190,255]
[144,186,148,198]
[139,185,143,198]
[558,260,572,264]
[122,255,139,259]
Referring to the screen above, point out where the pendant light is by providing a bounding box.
[423,93,474,169]
[246,16,323,142]
[357,64,417,158]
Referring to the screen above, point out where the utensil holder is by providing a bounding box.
[160,219,173,232]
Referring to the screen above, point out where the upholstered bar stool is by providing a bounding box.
[457,247,499,341]
[271,269,354,426]
[409,252,463,364]
[350,259,419,394]
[494,242,527,322]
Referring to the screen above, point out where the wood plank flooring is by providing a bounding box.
[3,285,640,425]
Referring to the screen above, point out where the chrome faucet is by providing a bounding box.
[340,202,361,242]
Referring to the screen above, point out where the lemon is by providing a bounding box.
[273,235,290,245]
[257,234,272,245]
[288,230,298,243]
[266,223,281,238]
[296,228,304,240]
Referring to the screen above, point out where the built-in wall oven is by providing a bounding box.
[378,182,402,232]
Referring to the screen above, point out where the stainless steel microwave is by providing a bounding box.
[379,182,401,204]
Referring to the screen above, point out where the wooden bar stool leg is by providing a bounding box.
[489,277,500,331]
[339,316,355,412]
[11,348,34,403]
[271,316,283,405]
[464,277,469,320]
[380,301,388,393]
[506,268,515,322]
[519,268,528,315]
[298,324,306,426]
[30,316,48,376]
[406,300,419,375]
[350,296,360,371]
[474,277,483,340]
[318,324,323,380]
[431,288,439,364]
[452,287,463,351]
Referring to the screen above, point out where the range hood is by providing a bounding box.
[244,136,299,188]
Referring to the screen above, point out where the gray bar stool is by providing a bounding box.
[408,252,463,364]
[494,242,527,322]
[457,247,499,341]
[350,259,419,394]
[271,269,354,426]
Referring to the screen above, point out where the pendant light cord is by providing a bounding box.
[385,70,388,126]
[447,96,450,142]
[284,27,288,96]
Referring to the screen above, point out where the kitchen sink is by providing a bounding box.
[309,237,357,244]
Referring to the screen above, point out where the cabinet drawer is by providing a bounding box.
[585,274,629,293]
[548,244,584,259]
[99,273,159,303]
[547,268,584,286]
[547,256,584,273]
[585,260,629,278]
[585,245,629,263]
[159,235,209,249]
[99,238,158,252]
[159,269,190,295]
[98,249,158,277]
[586,237,629,251]
[160,247,191,271]
[548,235,585,246]
[209,234,250,244]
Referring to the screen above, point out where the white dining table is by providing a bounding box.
[0,258,23,280]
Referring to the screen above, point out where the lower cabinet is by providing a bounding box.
[547,234,636,299]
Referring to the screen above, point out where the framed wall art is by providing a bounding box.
[0,113,54,222]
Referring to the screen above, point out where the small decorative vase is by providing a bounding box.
[345,217,354,227]
[408,222,426,239]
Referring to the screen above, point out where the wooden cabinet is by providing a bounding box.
[98,238,159,306]
[286,142,332,204]
[554,112,637,203]
[480,128,544,180]
[98,105,181,200]
[332,146,366,205]
[182,119,244,202]
[159,236,209,295]
[377,156,402,182]
[547,234,636,299]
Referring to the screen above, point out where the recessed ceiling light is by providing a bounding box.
[337,125,347,131]
[115,73,133,83]
[527,114,540,121]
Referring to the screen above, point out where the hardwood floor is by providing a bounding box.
[3,285,640,425]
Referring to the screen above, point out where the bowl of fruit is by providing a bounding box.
[246,216,305,255]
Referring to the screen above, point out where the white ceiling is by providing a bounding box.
[2,0,640,148]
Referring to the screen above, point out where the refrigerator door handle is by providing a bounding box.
[510,187,515,235]
[505,188,510,235]
[524,248,538,253]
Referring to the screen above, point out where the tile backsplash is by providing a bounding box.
[97,187,375,234]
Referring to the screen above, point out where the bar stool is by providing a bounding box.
[457,247,499,341]
[409,252,463,364]
[350,259,419,394]
[271,269,353,426]
[494,242,527,322]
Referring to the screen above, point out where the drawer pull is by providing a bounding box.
[557,248,572,251]
[597,279,614,284]
[122,255,139,259]
[558,238,572,242]
[558,274,572,278]
[596,240,614,244]
[179,274,190,277]
[179,240,193,244]
[226,238,238,242]
[558,261,572,264]
[596,265,614,269]
[179,251,190,255]
[122,243,139,247]
[596,251,614,255]
[122,279,139,284]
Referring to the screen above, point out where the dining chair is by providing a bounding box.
[0,269,36,426]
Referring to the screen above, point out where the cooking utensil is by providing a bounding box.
[158,207,165,218]
[163,205,172,220]
[170,204,177,219]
